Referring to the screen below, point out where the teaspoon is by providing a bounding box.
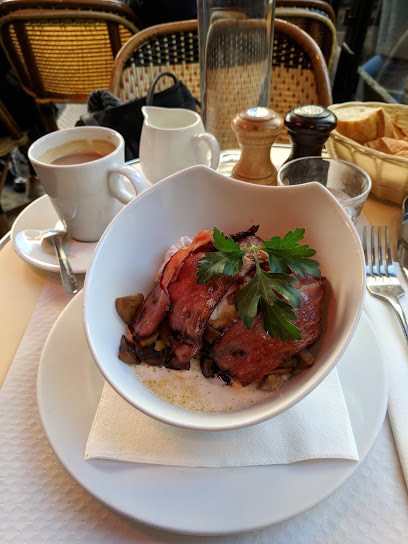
[41,229,79,295]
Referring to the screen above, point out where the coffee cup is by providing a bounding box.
[139,106,220,184]
[28,126,148,242]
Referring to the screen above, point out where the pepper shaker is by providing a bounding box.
[231,107,283,185]
[283,105,337,164]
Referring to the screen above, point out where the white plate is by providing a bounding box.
[37,293,387,536]
[11,195,97,273]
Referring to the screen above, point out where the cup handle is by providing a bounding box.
[193,133,220,170]
[109,165,149,204]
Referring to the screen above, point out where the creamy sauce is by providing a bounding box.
[134,359,271,413]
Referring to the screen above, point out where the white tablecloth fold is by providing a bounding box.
[364,290,408,489]
[85,366,359,467]
[356,218,408,490]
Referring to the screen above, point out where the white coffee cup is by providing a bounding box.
[28,126,148,242]
[139,106,220,184]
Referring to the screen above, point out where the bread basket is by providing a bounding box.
[326,101,408,204]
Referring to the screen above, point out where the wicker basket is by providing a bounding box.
[326,101,408,205]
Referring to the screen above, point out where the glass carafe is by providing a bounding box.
[197,0,276,151]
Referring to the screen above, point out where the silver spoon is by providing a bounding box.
[41,229,79,295]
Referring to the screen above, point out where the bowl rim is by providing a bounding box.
[83,165,366,431]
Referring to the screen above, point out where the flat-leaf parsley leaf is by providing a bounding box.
[196,227,321,341]
[196,227,248,284]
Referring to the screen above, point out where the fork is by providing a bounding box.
[362,225,408,342]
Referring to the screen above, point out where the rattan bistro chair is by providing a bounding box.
[110,20,200,104]
[110,18,332,147]
[277,0,336,23]
[270,18,332,128]
[0,0,142,133]
[275,3,336,69]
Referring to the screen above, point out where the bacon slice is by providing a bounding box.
[166,251,235,368]
[129,230,213,342]
[168,251,234,342]
[209,275,327,386]
[166,231,265,368]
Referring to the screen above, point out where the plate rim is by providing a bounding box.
[36,292,388,535]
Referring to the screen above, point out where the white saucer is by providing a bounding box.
[11,195,97,274]
[37,293,388,535]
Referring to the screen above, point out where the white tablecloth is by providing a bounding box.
[0,271,408,543]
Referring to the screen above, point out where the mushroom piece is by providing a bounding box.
[115,293,144,324]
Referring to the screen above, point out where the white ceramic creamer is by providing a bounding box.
[139,106,220,184]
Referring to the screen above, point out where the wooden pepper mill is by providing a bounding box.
[231,107,283,185]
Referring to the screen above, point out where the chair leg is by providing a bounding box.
[0,209,9,238]
[0,153,11,193]
[27,174,41,199]
[0,153,11,237]
[37,102,59,132]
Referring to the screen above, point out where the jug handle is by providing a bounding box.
[193,133,220,170]
[109,165,149,204]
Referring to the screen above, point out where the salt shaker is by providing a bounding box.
[283,105,337,164]
[231,107,283,185]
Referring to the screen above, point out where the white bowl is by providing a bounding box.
[83,165,365,431]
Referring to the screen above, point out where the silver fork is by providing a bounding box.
[362,225,408,342]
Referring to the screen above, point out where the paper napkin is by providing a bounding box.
[85,367,359,467]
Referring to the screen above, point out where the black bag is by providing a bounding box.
[77,72,200,161]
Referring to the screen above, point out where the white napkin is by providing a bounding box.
[85,366,359,467]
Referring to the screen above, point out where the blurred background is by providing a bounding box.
[1,0,407,233]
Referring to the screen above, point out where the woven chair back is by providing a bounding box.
[271,18,332,142]
[275,5,336,69]
[276,0,336,24]
[114,21,200,104]
[0,0,141,131]
[110,18,332,147]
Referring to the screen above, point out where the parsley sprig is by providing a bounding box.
[196,227,321,342]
